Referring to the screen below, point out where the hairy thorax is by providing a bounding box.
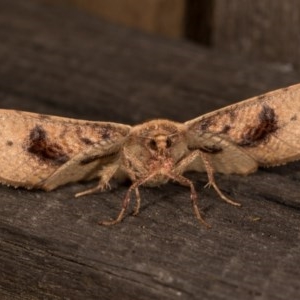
[119,119,190,186]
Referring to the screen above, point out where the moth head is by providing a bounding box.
[129,120,187,158]
[146,134,175,156]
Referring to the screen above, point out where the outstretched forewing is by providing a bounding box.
[185,84,300,174]
[0,109,131,189]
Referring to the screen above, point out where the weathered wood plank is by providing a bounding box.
[212,0,300,67]
[53,0,186,38]
[0,1,299,299]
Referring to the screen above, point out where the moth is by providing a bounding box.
[0,84,299,226]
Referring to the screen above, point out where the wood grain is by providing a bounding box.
[0,0,299,299]
[213,0,300,67]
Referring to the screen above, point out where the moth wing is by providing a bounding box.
[185,83,300,174]
[39,144,120,191]
[0,109,131,189]
[185,135,258,174]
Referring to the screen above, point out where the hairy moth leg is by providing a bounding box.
[99,149,155,225]
[175,150,240,206]
[99,173,157,226]
[120,148,209,225]
[166,172,211,228]
[132,188,141,216]
[199,152,240,206]
[75,163,119,197]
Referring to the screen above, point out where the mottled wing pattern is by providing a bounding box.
[0,110,131,189]
[185,84,300,174]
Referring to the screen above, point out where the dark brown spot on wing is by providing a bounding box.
[199,118,214,131]
[291,114,297,121]
[27,125,70,165]
[100,124,112,140]
[75,123,115,146]
[196,115,232,135]
[189,145,223,154]
[80,137,94,145]
[6,140,13,146]
[75,126,95,145]
[238,104,278,147]
[79,152,117,165]
[220,125,231,134]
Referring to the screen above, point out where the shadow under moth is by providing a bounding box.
[1,84,300,226]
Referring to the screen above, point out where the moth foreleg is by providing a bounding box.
[122,148,148,177]
[199,152,241,206]
[99,172,157,226]
[121,151,145,215]
[75,163,119,197]
[132,188,141,216]
[166,172,210,228]
[175,150,240,206]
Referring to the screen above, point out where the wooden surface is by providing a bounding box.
[52,1,300,67]
[0,1,300,299]
[212,0,300,67]
[55,0,186,38]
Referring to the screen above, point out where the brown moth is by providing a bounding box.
[0,84,300,226]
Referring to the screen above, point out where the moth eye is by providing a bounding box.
[166,137,172,148]
[149,139,157,150]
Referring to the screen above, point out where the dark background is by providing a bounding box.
[0,1,299,299]
[54,0,300,68]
